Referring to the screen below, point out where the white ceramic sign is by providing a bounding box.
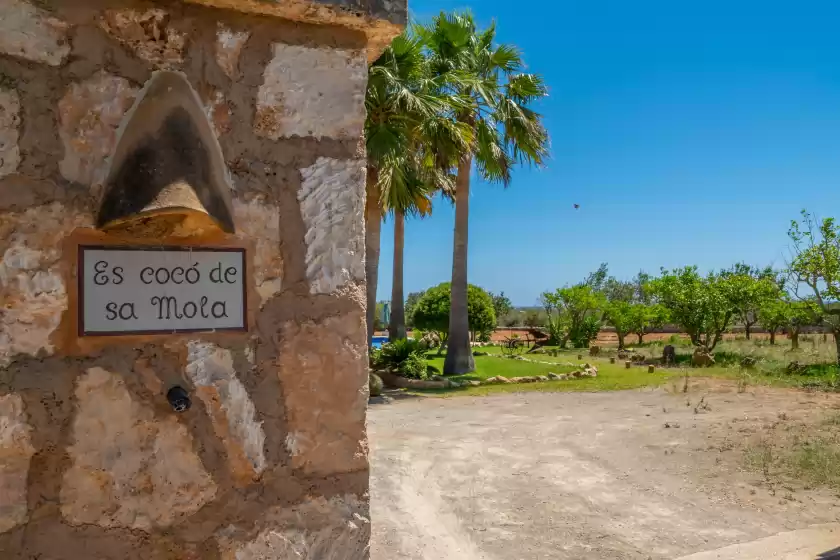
[79,246,247,335]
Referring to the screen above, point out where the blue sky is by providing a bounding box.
[376,0,840,306]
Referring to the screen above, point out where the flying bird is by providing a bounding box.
[573,204,580,209]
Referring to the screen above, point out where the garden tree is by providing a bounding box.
[605,302,668,349]
[602,276,636,304]
[758,298,816,347]
[365,32,469,344]
[604,301,633,350]
[720,263,781,339]
[787,211,840,362]
[412,282,496,355]
[421,12,549,374]
[648,266,738,351]
[523,310,544,328]
[541,284,606,348]
[633,271,654,304]
[490,291,513,323]
[630,304,668,345]
[405,290,426,327]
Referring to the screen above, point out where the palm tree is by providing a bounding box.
[365,32,469,345]
[420,12,550,374]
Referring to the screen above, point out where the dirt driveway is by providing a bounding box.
[369,384,840,559]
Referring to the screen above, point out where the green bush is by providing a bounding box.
[375,338,429,379]
[412,282,497,343]
[569,315,601,348]
[400,353,428,379]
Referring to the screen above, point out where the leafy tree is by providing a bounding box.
[412,283,496,355]
[649,267,737,351]
[720,263,781,339]
[759,297,816,347]
[605,302,667,349]
[365,32,468,345]
[787,211,840,361]
[604,301,633,350]
[523,310,544,328]
[630,304,669,345]
[490,291,513,324]
[421,12,549,374]
[405,290,426,327]
[541,284,606,348]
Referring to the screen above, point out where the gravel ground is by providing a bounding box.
[369,383,840,559]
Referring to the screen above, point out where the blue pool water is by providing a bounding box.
[371,336,389,349]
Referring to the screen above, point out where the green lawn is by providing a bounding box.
[417,352,681,396]
[410,342,840,397]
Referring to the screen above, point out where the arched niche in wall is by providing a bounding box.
[96,71,235,238]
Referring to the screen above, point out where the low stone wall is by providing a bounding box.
[0,0,403,557]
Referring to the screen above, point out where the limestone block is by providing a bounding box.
[233,198,283,303]
[255,44,366,140]
[277,312,368,476]
[0,88,21,179]
[185,341,266,484]
[0,393,35,534]
[299,158,365,295]
[58,73,138,186]
[61,368,217,531]
[0,0,70,66]
[219,495,370,560]
[100,8,186,68]
[0,203,93,367]
[215,25,250,78]
[204,89,231,137]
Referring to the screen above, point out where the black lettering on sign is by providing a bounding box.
[212,301,228,318]
[140,267,154,285]
[119,303,138,320]
[94,261,110,285]
[225,267,238,284]
[112,267,124,285]
[200,296,209,318]
[151,296,183,320]
[186,263,200,284]
[105,302,118,320]
[171,266,185,284]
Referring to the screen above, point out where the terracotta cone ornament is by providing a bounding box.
[97,71,235,238]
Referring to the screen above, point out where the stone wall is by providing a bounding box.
[0,1,394,558]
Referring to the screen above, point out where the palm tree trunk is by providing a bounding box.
[444,155,476,375]
[365,168,382,346]
[389,210,407,341]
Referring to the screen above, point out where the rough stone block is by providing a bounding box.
[0,203,93,367]
[99,8,186,68]
[299,158,365,295]
[233,198,283,303]
[215,25,250,78]
[0,0,70,66]
[255,44,366,140]
[218,495,370,560]
[277,312,368,476]
[204,89,232,137]
[61,367,217,531]
[58,72,138,186]
[0,393,35,534]
[185,341,267,484]
[0,88,21,179]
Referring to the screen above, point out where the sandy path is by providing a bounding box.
[369,387,840,559]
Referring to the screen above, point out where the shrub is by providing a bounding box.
[400,353,428,379]
[375,338,429,379]
[412,282,497,343]
[569,315,601,348]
